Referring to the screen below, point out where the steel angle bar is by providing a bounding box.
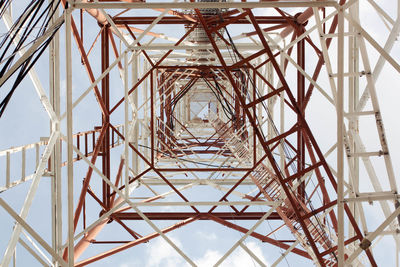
[1,132,59,267]
[138,70,192,113]
[64,7,75,265]
[209,214,311,259]
[0,174,34,193]
[75,217,198,267]
[62,0,175,118]
[72,124,108,231]
[204,181,249,198]
[0,198,67,267]
[337,6,345,265]
[0,141,47,156]
[239,243,267,267]
[124,1,184,47]
[60,1,109,117]
[282,162,324,183]
[74,1,338,9]
[130,44,268,51]
[313,7,339,104]
[245,86,286,109]
[223,8,368,264]
[263,33,335,105]
[78,0,175,48]
[59,6,176,121]
[345,205,400,265]
[344,111,375,118]
[59,201,126,251]
[20,231,52,266]
[356,15,400,112]
[346,150,367,249]
[92,0,131,47]
[366,230,400,236]
[124,27,155,68]
[2,12,59,123]
[271,239,301,267]
[110,125,201,211]
[111,168,151,198]
[18,238,50,267]
[245,12,328,264]
[356,31,398,192]
[62,134,197,266]
[154,134,203,178]
[214,202,281,266]
[343,11,400,74]
[208,154,269,213]
[59,49,125,121]
[344,194,400,203]
[127,182,201,211]
[155,130,203,169]
[349,131,398,220]
[338,16,400,247]
[0,15,64,87]
[48,1,62,259]
[124,53,130,198]
[342,128,371,237]
[110,24,197,114]
[73,163,139,261]
[126,201,273,207]
[366,0,395,26]
[280,17,326,51]
[284,2,361,109]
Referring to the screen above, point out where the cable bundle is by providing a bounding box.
[169,77,197,130]
[220,16,336,257]
[0,0,12,19]
[0,0,63,118]
[202,75,235,120]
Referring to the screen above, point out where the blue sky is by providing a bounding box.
[1,0,400,266]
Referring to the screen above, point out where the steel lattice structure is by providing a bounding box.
[1,0,400,266]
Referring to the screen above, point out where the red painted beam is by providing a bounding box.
[112,212,282,220]
[113,16,289,25]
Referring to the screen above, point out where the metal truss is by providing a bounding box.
[1,0,400,266]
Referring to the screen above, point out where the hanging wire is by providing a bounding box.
[217,17,336,258]
[202,76,235,120]
[0,0,12,19]
[0,0,63,118]
[137,143,233,168]
[169,77,197,130]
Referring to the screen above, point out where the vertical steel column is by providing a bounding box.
[197,10,323,264]
[348,1,360,242]
[297,34,305,199]
[253,68,257,165]
[131,53,140,175]
[279,57,285,173]
[159,71,165,152]
[50,0,62,264]
[124,51,130,197]
[337,6,345,266]
[150,70,154,166]
[101,26,111,209]
[143,60,149,159]
[65,5,74,265]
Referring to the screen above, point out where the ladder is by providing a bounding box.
[209,115,338,265]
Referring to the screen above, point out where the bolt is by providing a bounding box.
[359,238,371,250]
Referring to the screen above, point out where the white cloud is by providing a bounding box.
[195,241,268,267]
[195,231,217,241]
[138,235,268,267]
[145,236,188,267]
[196,250,221,266]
